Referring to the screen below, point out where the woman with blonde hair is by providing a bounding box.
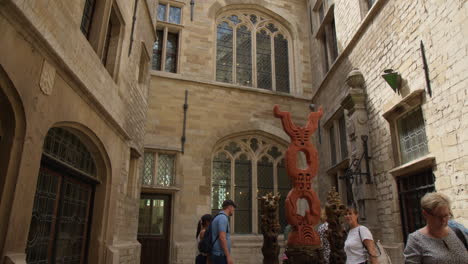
[404,192,468,263]
[344,207,379,264]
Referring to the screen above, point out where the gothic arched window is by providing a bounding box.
[216,12,291,93]
[211,135,290,234]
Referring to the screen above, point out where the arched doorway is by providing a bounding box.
[26,127,100,264]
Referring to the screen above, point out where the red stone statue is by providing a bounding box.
[273,105,323,247]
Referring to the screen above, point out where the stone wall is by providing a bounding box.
[310,0,468,262]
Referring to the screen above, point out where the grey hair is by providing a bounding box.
[421,192,451,213]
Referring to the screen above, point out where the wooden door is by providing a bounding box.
[138,194,171,264]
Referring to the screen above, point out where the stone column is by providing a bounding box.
[340,69,378,228]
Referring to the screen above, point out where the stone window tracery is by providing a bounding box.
[216,12,291,93]
[211,135,289,234]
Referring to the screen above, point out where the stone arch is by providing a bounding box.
[26,122,111,263]
[0,65,26,256]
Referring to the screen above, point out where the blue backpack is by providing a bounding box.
[198,213,228,254]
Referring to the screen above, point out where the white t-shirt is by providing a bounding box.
[344,225,373,264]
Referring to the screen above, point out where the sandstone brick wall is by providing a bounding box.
[310,0,468,261]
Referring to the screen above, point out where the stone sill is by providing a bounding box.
[382,89,425,121]
[141,185,181,193]
[151,71,311,101]
[389,155,436,177]
[312,0,389,102]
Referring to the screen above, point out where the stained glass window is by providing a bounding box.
[236,26,252,86]
[141,152,176,187]
[215,12,291,93]
[157,4,166,21]
[274,34,290,93]
[256,30,272,90]
[212,152,231,215]
[169,6,181,24]
[211,136,288,234]
[398,108,428,164]
[152,30,164,71]
[165,32,178,73]
[216,22,233,83]
[235,154,252,234]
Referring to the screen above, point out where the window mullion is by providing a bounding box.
[273,160,278,195]
[153,152,158,186]
[232,25,237,84]
[252,157,258,234]
[271,34,276,91]
[165,3,170,21]
[252,30,257,88]
[161,27,168,72]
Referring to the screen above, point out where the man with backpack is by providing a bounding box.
[211,199,236,264]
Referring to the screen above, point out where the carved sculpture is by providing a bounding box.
[273,105,323,263]
[259,193,281,264]
[325,188,347,264]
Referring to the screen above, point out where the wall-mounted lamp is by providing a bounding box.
[382,69,401,93]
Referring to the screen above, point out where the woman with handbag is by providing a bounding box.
[344,207,379,264]
[404,192,468,263]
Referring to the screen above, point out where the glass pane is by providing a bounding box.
[142,152,154,185]
[26,169,60,264]
[257,156,273,232]
[151,199,165,235]
[224,142,241,155]
[277,160,290,232]
[43,128,97,176]
[398,108,428,163]
[216,22,233,83]
[267,146,282,160]
[329,125,337,165]
[169,6,181,24]
[235,155,252,234]
[228,15,241,25]
[212,152,231,211]
[274,34,289,93]
[339,116,348,159]
[157,154,175,186]
[157,4,166,21]
[165,32,179,73]
[330,20,338,62]
[236,26,252,86]
[256,30,272,90]
[152,30,164,71]
[138,199,152,234]
[55,179,92,264]
[80,0,96,38]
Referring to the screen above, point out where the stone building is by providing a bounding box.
[309,0,468,262]
[0,0,156,263]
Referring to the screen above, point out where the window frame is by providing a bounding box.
[325,113,348,168]
[142,150,178,188]
[152,1,184,73]
[214,11,293,93]
[211,135,288,234]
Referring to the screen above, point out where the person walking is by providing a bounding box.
[211,199,236,264]
[344,207,379,264]
[196,214,213,264]
[404,192,468,263]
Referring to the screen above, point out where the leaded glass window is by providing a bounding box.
[215,12,291,93]
[141,151,176,187]
[157,4,167,21]
[157,3,181,24]
[397,108,428,164]
[216,22,233,83]
[329,125,337,165]
[169,6,181,24]
[277,159,290,232]
[211,135,288,234]
[165,32,178,73]
[152,30,164,71]
[43,127,97,177]
[80,0,96,38]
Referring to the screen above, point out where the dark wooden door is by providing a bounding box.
[138,194,171,264]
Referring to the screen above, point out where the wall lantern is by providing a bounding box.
[382,69,401,93]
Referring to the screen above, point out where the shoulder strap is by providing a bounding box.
[211,213,228,246]
[358,226,381,257]
[450,225,468,250]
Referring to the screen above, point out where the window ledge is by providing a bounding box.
[156,20,184,29]
[311,0,388,102]
[326,158,350,175]
[389,155,436,177]
[382,89,425,121]
[151,70,311,101]
[141,186,181,194]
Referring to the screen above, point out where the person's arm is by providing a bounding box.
[219,231,233,264]
[199,229,206,240]
[403,234,422,264]
[363,239,378,264]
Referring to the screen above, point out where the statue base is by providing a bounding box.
[283,245,324,264]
